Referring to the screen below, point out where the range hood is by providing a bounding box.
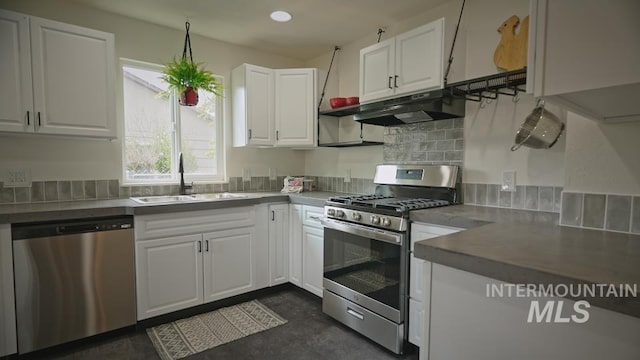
[354,89,465,126]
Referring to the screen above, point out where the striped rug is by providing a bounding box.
[147,300,287,360]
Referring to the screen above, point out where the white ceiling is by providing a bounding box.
[68,0,450,60]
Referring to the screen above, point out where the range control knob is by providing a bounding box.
[335,210,345,218]
[370,215,380,225]
[351,212,362,221]
[327,208,336,216]
[381,217,391,227]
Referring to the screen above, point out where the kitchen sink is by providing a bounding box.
[191,193,249,200]
[130,195,200,204]
[130,193,249,204]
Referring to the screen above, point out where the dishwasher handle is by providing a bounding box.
[57,224,101,235]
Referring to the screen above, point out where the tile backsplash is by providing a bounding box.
[561,192,639,234]
[0,175,374,204]
[463,183,562,214]
[383,118,464,167]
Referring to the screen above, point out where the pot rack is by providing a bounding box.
[445,68,527,102]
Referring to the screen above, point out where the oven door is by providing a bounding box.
[322,218,407,323]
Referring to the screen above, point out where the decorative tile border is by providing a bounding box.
[0,175,375,204]
[463,183,562,214]
[560,192,640,234]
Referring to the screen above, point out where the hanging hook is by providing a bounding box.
[377,28,386,43]
[479,98,486,109]
[512,91,520,103]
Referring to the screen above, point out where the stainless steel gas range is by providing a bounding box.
[321,164,459,354]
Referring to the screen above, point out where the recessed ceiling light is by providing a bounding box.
[270,10,292,22]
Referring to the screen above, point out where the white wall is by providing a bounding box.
[564,113,640,194]
[0,0,306,181]
[462,0,564,186]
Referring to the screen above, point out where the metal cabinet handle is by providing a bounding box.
[38,112,41,126]
[388,76,393,89]
[248,129,252,139]
[27,111,30,125]
[272,210,275,221]
[276,130,279,141]
[347,308,364,320]
[309,215,322,221]
[205,239,209,252]
[197,240,202,253]
[394,75,399,88]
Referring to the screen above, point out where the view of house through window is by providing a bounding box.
[122,60,223,183]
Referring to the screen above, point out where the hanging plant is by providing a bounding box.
[161,22,222,106]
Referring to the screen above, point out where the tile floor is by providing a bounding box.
[24,288,418,360]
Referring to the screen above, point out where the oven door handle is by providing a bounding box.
[321,218,403,246]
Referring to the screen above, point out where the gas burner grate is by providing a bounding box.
[376,198,450,212]
[328,194,392,205]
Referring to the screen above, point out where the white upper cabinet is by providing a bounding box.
[0,10,33,134]
[0,10,116,137]
[274,68,317,147]
[360,18,444,104]
[232,64,275,146]
[360,39,396,103]
[528,0,640,123]
[233,64,318,147]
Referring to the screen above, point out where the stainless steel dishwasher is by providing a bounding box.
[12,216,136,354]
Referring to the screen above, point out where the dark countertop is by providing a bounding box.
[0,191,335,223]
[411,205,640,318]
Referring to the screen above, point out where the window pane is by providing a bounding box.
[123,66,174,182]
[179,90,219,176]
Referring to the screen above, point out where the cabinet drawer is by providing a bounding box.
[135,206,255,241]
[302,205,324,228]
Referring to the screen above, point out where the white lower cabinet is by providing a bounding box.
[136,234,204,319]
[0,224,17,357]
[289,204,324,297]
[135,206,266,320]
[302,225,324,297]
[268,203,289,286]
[204,227,256,302]
[429,264,640,360]
[409,222,462,352]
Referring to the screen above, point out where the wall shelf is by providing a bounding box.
[319,104,361,117]
[318,140,383,148]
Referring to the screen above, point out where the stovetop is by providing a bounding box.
[327,194,451,214]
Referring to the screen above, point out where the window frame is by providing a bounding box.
[120,58,225,185]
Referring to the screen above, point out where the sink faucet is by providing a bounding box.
[178,153,192,195]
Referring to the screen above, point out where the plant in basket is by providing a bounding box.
[161,22,222,106]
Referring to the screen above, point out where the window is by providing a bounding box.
[121,59,224,184]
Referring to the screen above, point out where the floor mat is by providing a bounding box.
[147,300,287,360]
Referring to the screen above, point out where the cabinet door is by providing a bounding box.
[0,225,17,356]
[289,204,303,287]
[235,64,275,146]
[135,234,203,320]
[302,225,324,297]
[408,298,424,347]
[395,18,444,96]
[360,38,395,103]
[0,10,33,133]
[410,255,427,301]
[269,204,289,286]
[274,68,316,147]
[203,227,255,302]
[30,16,116,138]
